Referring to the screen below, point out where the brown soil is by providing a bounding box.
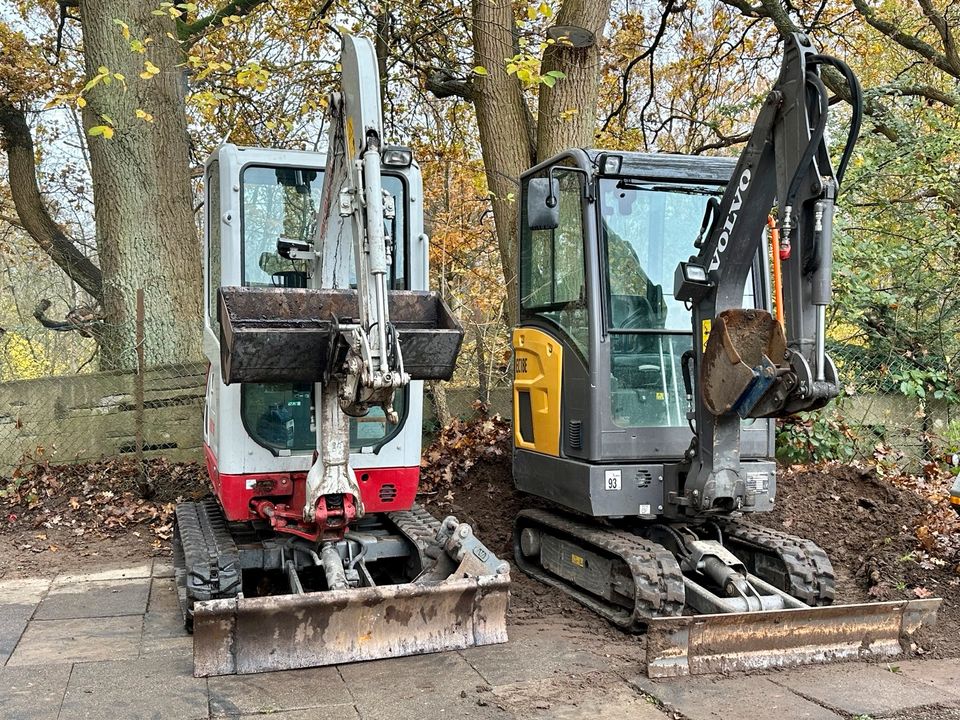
[0,457,209,579]
[420,416,960,661]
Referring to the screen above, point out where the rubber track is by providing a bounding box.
[515,509,685,629]
[388,503,442,553]
[173,498,242,629]
[719,518,836,605]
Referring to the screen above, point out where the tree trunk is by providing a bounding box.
[428,380,451,428]
[536,0,612,161]
[471,0,536,325]
[0,102,103,299]
[79,0,202,368]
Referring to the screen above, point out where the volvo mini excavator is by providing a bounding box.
[511,33,941,676]
[174,36,509,677]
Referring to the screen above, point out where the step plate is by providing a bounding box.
[646,597,941,678]
[192,574,509,676]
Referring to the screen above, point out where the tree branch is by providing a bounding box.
[851,0,958,79]
[0,100,102,299]
[600,0,676,132]
[178,0,273,44]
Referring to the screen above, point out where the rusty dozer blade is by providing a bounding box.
[645,597,941,678]
[192,573,510,676]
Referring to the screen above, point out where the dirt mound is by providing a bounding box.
[754,463,960,656]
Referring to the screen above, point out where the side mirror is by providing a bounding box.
[527,177,560,231]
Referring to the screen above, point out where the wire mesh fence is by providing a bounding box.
[1,316,957,478]
[0,319,206,476]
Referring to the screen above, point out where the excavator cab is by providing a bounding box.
[513,151,775,519]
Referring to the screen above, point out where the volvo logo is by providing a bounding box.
[708,168,752,272]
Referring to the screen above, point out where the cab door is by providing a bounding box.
[514,166,591,459]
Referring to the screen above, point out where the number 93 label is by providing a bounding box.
[604,469,622,491]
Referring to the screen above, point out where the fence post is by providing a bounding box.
[134,289,152,497]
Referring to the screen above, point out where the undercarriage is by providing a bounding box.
[174,498,510,676]
[514,508,939,676]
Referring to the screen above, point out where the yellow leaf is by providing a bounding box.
[472,65,488,76]
[88,125,114,139]
[135,108,154,122]
[527,4,536,20]
[76,96,87,108]
[140,60,160,79]
[539,1,553,18]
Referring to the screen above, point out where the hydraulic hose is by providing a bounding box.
[783,71,830,215]
[809,54,863,187]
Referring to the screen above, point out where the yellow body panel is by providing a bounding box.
[513,327,563,456]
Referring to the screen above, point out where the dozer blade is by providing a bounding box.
[192,574,509,677]
[645,597,940,678]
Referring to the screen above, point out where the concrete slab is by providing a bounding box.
[153,560,175,578]
[895,660,960,700]
[630,674,842,720]
[878,708,960,720]
[140,633,193,658]
[208,666,349,716]
[342,651,494,720]
[0,604,34,664]
[142,610,188,641]
[0,663,71,720]
[147,577,181,613]
[460,624,610,686]
[772,663,948,717]
[60,654,208,720]
[491,675,666,719]
[52,562,153,586]
[8,616,142,665]
[35,577,150,619]
[229,709,360,720]
[0,577,50,604]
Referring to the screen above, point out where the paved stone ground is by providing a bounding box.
[0,560,957,720]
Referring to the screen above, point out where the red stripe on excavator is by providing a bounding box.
[204,443,420,520]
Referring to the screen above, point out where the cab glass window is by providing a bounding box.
[520,169,588,357]
[238,166,409,453]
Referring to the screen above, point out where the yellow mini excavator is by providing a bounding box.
[510,32,941,676]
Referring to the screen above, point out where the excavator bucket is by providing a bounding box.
[700,308,786,417]
[645,597,941,678]
[192,574,510,676]
[217,287,463,384]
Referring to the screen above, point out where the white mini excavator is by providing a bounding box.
[175,36,509,677]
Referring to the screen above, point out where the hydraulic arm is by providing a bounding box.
[674,32,863,515]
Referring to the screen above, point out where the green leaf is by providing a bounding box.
[545,70,566,79]
[472,66,489,76]
[541,75,556,87]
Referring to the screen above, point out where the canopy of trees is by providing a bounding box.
[0,0,957,419]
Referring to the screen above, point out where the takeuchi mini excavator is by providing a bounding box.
[511,33,941,676]
[174,36,509,677]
